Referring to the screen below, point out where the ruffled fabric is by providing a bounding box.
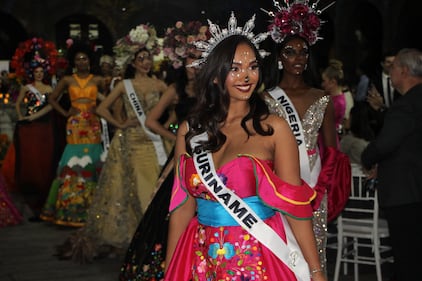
[170,154,315,217]
[165,154,316,280]
[315,146,351,222]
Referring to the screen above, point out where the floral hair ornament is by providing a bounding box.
[11,37,58,81]
[163,21,209,69]
[189,12,269,68]
[262,0,335,45]
[113,24,161,70]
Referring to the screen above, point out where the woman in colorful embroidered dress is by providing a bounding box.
[14,62,62,221]
[40,43,105,227]
[164,15,326,281]
[54,47,168,262]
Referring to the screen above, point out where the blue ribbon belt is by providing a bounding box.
[197,196,275,227]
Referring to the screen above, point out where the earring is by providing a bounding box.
[304,64,308,70]
[278,60,283,70]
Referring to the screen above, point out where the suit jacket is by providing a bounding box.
[361,83,422,208]
[371,71,400,106]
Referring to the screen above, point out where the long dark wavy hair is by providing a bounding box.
[185,35,273,154]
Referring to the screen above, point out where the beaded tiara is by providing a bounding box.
[189,12,269,68]
[262,0,335,45]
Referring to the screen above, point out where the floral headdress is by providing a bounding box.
[113,24,161,70]
[189,12,269,68]
[10,37,58,81]
[163,21,210,69]
[162,21,209,69]
[263,0,335,45]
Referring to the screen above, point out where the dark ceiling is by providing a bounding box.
[127,0,277,36]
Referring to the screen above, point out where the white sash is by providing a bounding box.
[191,132,310,281]
[26,84,45,103]
[123,79,167,166]
[268,87,320,187]
[51,75,58,89]
[100,118,110,154]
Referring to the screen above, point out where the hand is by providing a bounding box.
[363,165,377,179]
[67,107,80,117]
[366,86,384,111]
[26,115,35,122]
[122,117,139,129]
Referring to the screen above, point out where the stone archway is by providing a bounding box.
[55,14,114,56]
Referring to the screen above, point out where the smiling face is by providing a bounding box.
[225,43,260,101]
[279,37,309,76]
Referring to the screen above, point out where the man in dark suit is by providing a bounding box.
[361,48,422,281]
[366,51,400,135]
[371,51,400,107]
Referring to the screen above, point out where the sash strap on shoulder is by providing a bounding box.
[123,79,167,166]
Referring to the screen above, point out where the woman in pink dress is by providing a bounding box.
[321,59,347,142]
[164,13,326,281]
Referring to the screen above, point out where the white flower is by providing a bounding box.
[129,26,149,44]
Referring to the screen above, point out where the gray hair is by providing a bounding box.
[396,48,422,77]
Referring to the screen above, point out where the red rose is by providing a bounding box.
[307,13,321,29]
[290,3,309,21]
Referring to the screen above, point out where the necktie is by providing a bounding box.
[386,77,392,107]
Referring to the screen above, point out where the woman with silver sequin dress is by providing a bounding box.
[260,3,353,273]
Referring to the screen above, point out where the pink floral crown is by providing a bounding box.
[263,0,334,45]
[113,24,161,69]
[163,21,210,69]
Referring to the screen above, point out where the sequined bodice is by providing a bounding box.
[264,93,329,169]
[25,91,48,116]
[122,79,163,120]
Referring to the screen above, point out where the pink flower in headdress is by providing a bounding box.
[175,21,183,29]
[266,1,324,45]
[66,38,73,49]
[290,4,309,21]
[162,20,209,69]
[307,13,321,29]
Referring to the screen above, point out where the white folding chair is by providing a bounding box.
[333,164,393,281]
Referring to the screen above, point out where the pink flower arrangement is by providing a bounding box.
[268,2,321,45]
[162,21,209,69]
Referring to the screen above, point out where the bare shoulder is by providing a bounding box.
[263,114,290,133]
[157,78,168,91]
[309,87,326,99]
[93,75,104,83]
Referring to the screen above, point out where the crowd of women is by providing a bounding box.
[1,1,386,280]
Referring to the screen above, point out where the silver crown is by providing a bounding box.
[189,12,269,68]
